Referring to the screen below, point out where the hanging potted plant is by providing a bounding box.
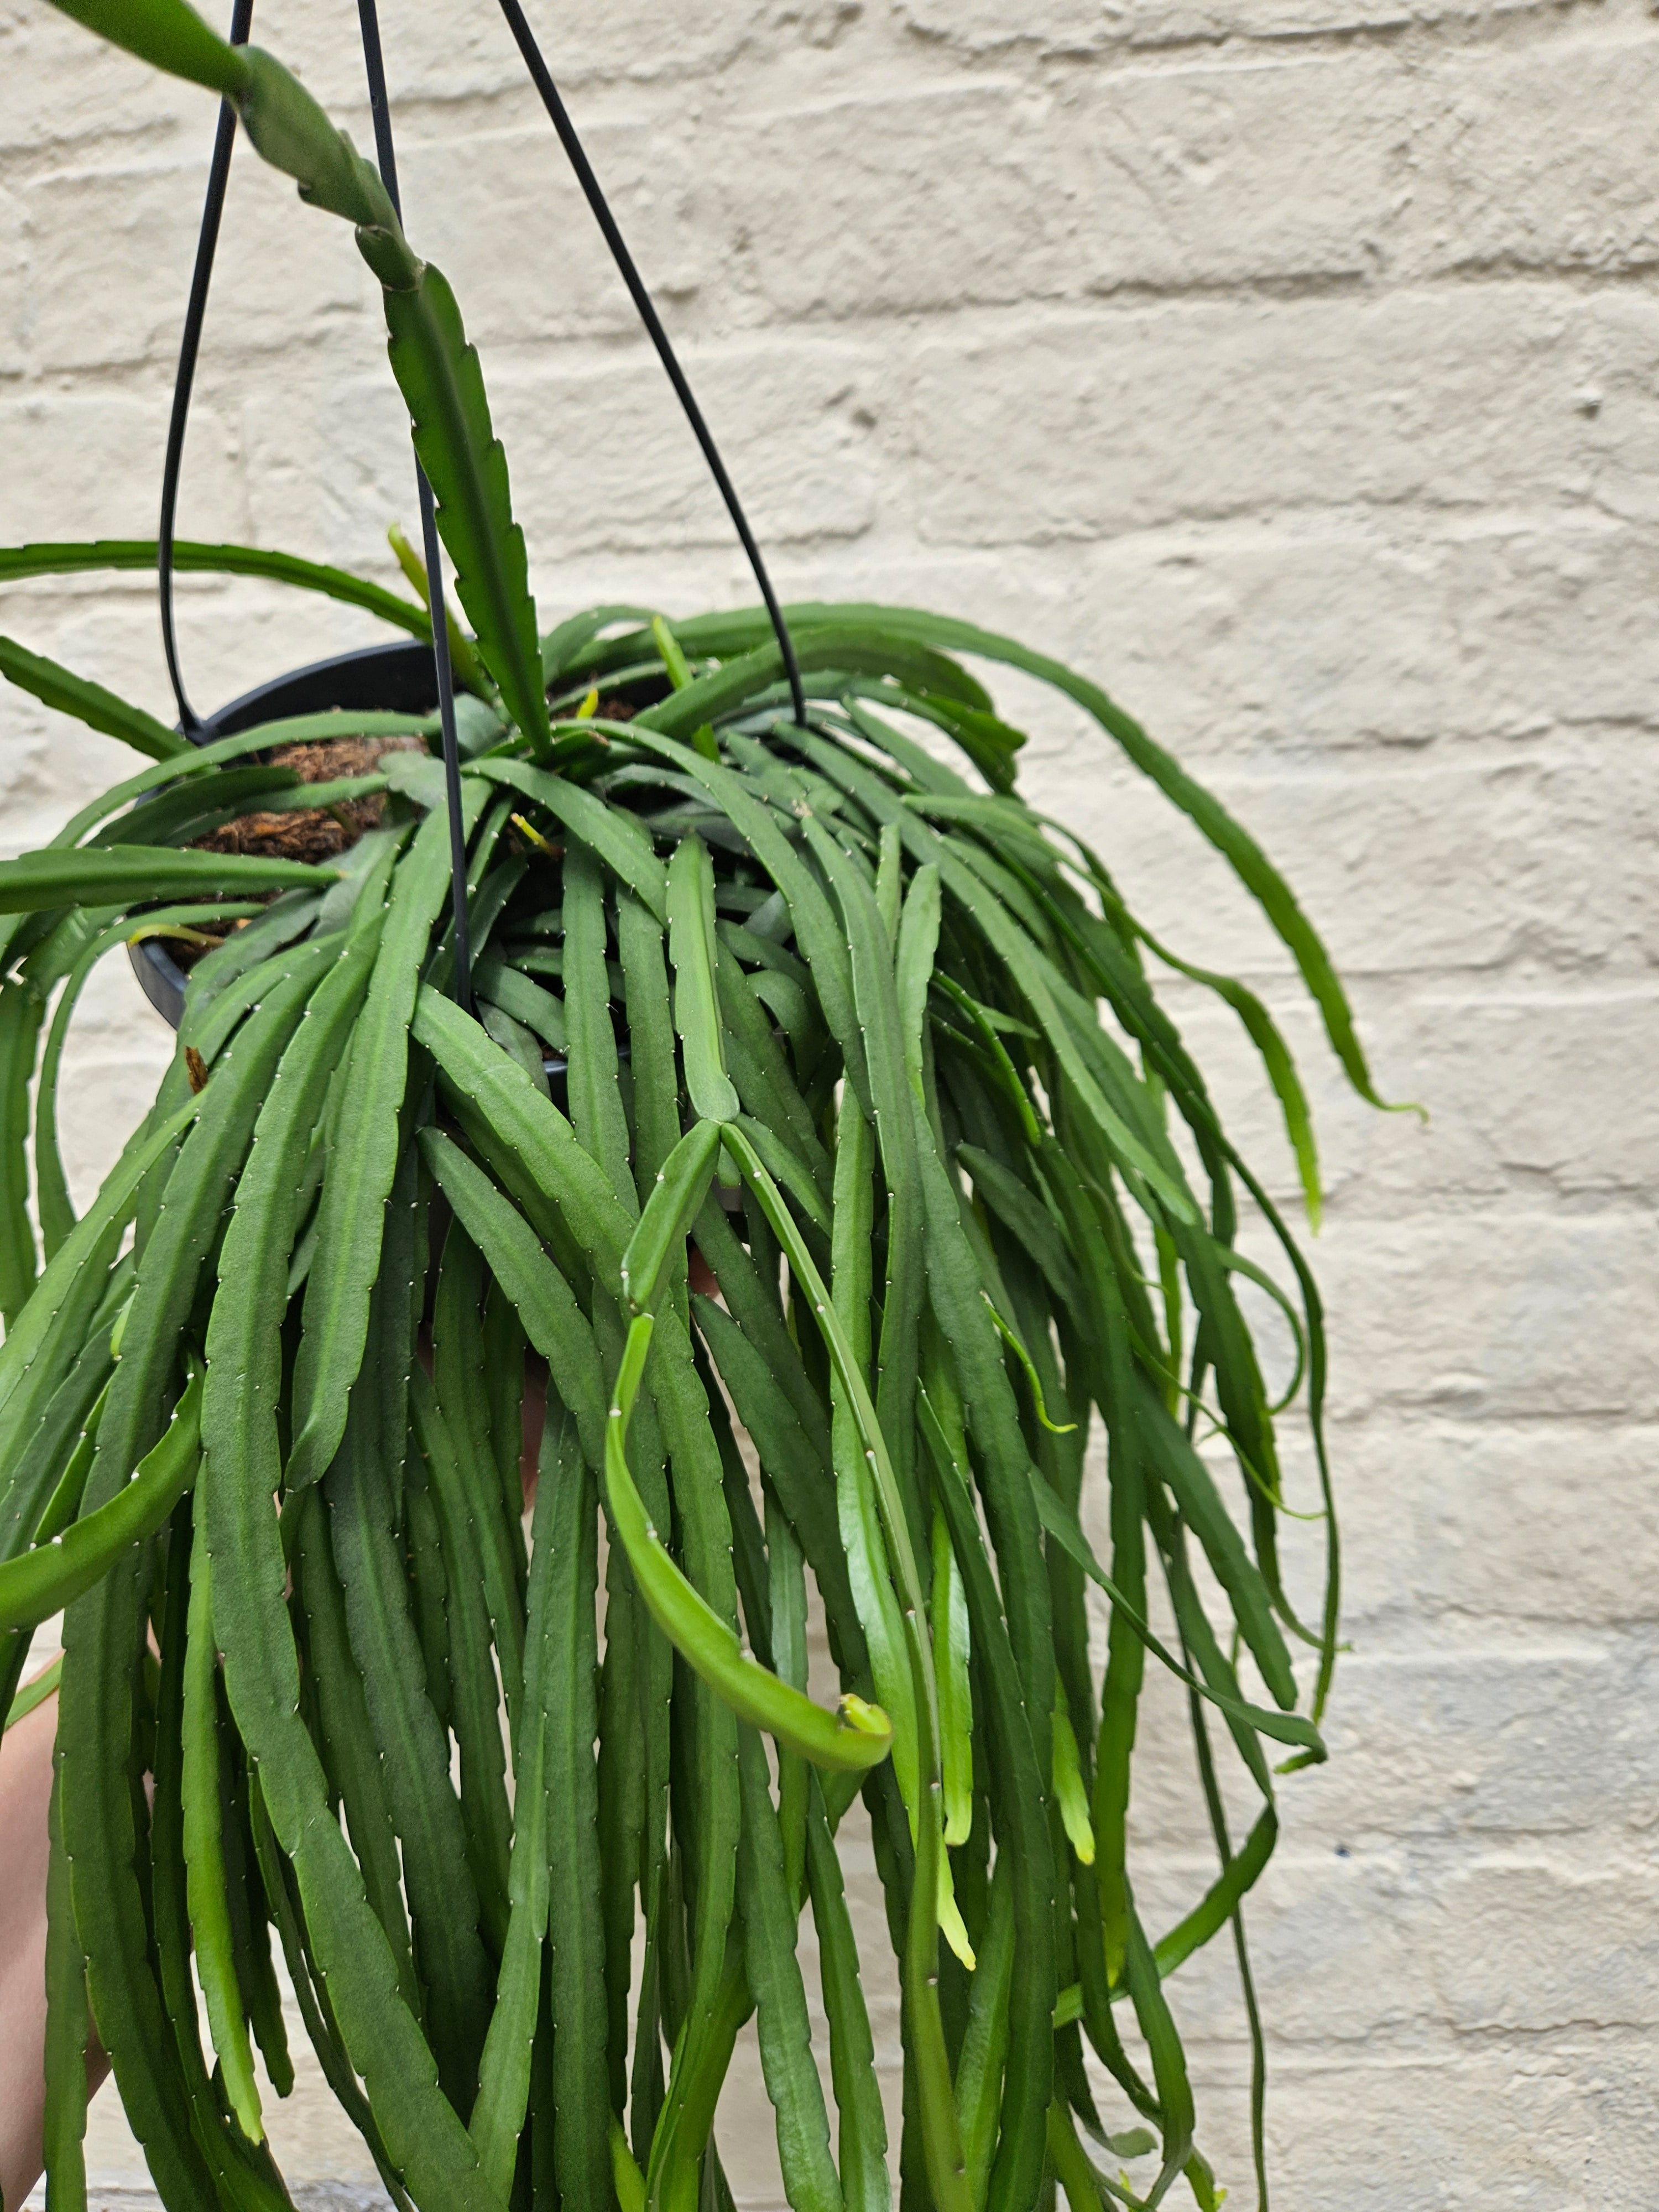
[0,3,1403,2208]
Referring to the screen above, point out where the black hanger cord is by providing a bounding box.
[355,0,473,1014]
[157,0,474,1013]
[156,0,253,736]
[491,0,808,726]
[161,0,806,1006]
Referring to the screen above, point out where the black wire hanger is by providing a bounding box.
[156,0,806,1015]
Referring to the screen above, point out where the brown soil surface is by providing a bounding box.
[194,733,427,865]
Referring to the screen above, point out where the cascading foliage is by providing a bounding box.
[1,5,1396,2210]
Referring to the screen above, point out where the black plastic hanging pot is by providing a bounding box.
[126,635,646,1128]
[128,637,437,1027]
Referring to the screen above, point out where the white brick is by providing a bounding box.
[245,0,847,108]
[1000,749,1659,1024]
[1435,1858,1659,2031]
[1243,757,1659,983]
[1413,1422,1659,1629]
[1301,1640,1659,1839]
[1230,1848,1444,2043]
[394,115,709,346]
[713,510,1659,760]
[237,340,880,560]
[891,0,1547,55]
[1227,2041,1659,2210]
[0,182,27,374]
[910,284,1659,545]
[1036,513,1659,754]
[0,0,200,153]
[1402,30,1659,283]
[371,24,1659,331]
[1145,979,1659,1223]
[17,145,367,375]
[0,392,246,546]
[23,160,205,375]
[1317,1213,1659,1421]
[712,84,1081,316]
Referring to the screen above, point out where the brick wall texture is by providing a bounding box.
[5,0,1657,2205]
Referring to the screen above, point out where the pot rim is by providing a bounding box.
[129,637,441,1029]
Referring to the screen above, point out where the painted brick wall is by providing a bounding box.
[5,0,1657,2205]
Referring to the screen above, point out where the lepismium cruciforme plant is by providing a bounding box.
[0,4,1404,2208]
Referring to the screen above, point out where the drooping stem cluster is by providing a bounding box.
[0,591,1371,2210]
